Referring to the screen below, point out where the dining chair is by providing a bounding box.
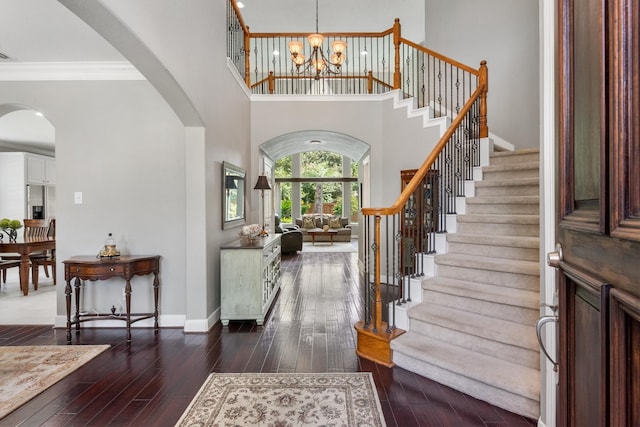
[30,219,56,288]
[1,219,55,289]
[0,259,21,284]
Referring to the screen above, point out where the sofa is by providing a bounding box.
[274,214,303,254]
[293,214,352,242]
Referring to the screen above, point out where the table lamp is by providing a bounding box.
[253,175,271,236]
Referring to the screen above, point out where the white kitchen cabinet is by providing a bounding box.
[26,154,56,185]
[220,234,281,326]
[0,152,56,220]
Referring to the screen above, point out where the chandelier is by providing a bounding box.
[288,0,347,80]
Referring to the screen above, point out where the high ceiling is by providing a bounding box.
[0,0,424,156]
[0,0,126,154]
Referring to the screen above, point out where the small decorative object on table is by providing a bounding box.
[0,218,22,242]
[98,232,120,257]
[239,224,261,245]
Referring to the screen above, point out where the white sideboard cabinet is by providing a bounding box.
[220,234,281,326]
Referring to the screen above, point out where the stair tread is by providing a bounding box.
[392,333,539,400]
[423,276,539,306]
[435,253,539,276]
[457,214,539,224]
[407,303,538,349]
[466,195,539,204]
[482,163,539,172]
[474,177,539,187]
[446,233,539,248]
[490,148,539,158]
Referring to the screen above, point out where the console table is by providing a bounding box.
[63,255,160,343]
[220,234,281,326]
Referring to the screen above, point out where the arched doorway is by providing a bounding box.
[0,103,56,324]
[259,130,370,240]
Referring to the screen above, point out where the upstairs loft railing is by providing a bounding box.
[227,0,488,366]
[227,0,488,135]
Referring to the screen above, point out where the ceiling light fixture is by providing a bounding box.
[288,0,347,80]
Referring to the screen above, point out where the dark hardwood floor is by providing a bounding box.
[0,251,537,426]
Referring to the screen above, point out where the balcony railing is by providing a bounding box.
[227,0,489,366]
[227,0,488,135]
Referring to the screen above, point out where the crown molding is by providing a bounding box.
[0,61,146,81]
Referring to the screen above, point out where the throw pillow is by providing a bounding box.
[303,217,316,229]
[329,217,342,228]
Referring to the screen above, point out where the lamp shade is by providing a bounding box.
[331,40,347,55]
[288,40,304,56]
[330,53,344,66]
[307,33,324,48]
[253,175,271,190]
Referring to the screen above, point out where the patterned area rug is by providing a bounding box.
[0,345,110,419]
[176,372,386,426]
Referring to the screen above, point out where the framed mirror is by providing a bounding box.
[222,161,246,229]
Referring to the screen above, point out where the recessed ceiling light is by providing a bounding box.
[237,1,244,8]
[34,111,44,117]
[273,50,280,56]
[308,139,324,145]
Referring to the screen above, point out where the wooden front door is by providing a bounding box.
[556,0,640,425]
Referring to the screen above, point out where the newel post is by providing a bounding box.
[373,215,382,332]
[479,60,489,138]
[244,26,251,87]
[393,18,401,90]
[367,71,373,94]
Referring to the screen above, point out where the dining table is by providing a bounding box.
[0,236,55,296]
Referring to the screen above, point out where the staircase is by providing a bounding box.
[390,149,540,419]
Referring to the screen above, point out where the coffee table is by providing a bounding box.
[307,228,339,245]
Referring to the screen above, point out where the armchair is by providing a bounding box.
[274,214,303,254]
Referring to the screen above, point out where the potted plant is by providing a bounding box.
[0,218,22,242]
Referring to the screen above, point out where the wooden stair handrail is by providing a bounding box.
[399,37,480,76]
[362,84,486,217]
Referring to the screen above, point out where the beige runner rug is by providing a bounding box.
[0,345,110,419]
[176,372,386,426]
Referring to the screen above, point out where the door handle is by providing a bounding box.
[536,315,558,371]
[547,243,563,268]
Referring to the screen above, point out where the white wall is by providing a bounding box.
[240,0,425,44]
[0,80,186,323]
[425,0,539,149]
[76,0,253,330]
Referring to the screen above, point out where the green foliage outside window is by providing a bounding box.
[275,150,359,221]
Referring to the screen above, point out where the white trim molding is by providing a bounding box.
[0,61,145,81]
